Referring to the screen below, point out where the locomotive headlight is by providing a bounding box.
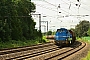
[66,39,68,41]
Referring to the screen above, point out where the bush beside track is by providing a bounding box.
[0,37,49,49]
[77,37,90,43]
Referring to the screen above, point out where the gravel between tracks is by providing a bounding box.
[62,42,90,60]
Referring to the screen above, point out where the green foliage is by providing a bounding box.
[75,20,90,37]
[0,0,42,42]
[0,37,47,49]
[87,28,90,36]
[70,28,75,31]
[42,36,50,42]
[52,31,56,35]
[47,31,52,35]
[77,37,90,43]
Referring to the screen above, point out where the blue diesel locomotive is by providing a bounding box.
[54,28,76,46]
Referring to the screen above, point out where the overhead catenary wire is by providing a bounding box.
[36,4,58,12]
[44,0,57,7]
[32,0,90,29]
[81,1,90,7]
[58,0,89,22]
[61,0,75,15]
[70,0,90,12]
[61,0,80,12]
[43,0,89,16]
[33,0,89,20]
[32,11,56,18]
[41,0,80,22]
[43,0,70,14]
[35,4,71,18]
[61,0,90,16]
[34,0,80,17]
[33,0,90,14]
[42,0,79,20]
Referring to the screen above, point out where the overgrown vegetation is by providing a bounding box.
[77,37,90,43]
[42,36,50,42]
[0,0,44,49]
[74,20,90,37]
[0,37,49,49]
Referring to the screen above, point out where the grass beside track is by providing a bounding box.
[77,36,90,60]
[77,37,90,44]
[81,51,90,60]
[0,36,49,49]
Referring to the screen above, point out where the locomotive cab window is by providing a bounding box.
[57,29,60,32]
[57,29,64,32]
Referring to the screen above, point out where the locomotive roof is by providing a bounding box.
[58,28,68,30]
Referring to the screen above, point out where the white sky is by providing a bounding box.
[31,0,90,32]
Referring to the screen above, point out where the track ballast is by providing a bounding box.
[0,41,86,60]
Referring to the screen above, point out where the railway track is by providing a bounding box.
[0,43,54,60]
[0,41,86,60]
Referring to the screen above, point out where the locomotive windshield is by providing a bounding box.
[57,29,64,32]
[57,29,60,32]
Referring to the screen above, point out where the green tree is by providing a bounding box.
[47,31,52,35]
[87,28,90,36]
[75,20,90,37]
[70,28,75,31]
[0,0,42,42]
